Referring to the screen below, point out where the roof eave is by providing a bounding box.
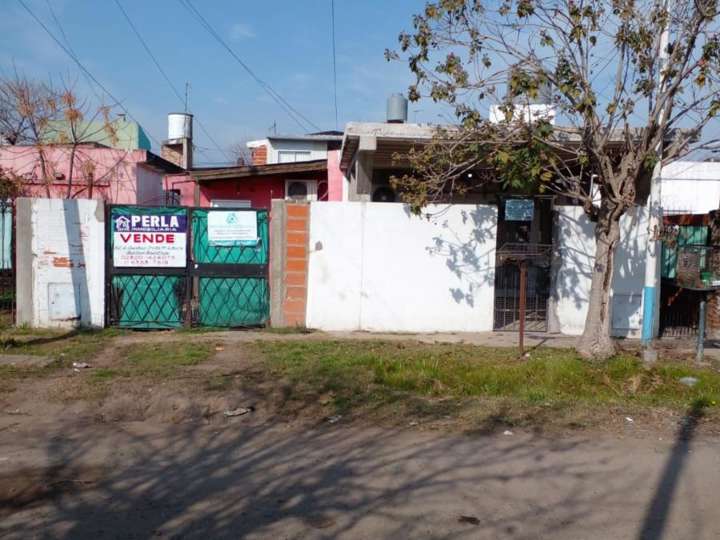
[191,159,328,181]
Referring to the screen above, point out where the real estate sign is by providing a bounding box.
[207,210,258,247]
[112,212,187,267]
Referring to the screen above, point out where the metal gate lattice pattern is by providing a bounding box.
[198,277,268,327]
[493,263,549,332]
[107,205,269,329]
[191,209,268,265]
[110,275,186,329]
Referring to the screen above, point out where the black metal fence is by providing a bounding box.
[0,201,15,325]
[493,263,550,332]
[660,282,702,337]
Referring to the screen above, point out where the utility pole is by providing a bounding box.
[641,3,671,356]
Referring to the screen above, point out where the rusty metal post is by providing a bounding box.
[518,261,527,355]
[697,297,706,363]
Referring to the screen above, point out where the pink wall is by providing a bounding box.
[327,149,345,201]
[166,170,330,208]
[0,145,162,204]
[200,176,286,209]
[164,173,196,206]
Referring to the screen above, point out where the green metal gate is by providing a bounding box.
[107,205,269,329]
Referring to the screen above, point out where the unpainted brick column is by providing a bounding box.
[283,203,310,326]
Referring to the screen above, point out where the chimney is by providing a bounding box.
[251,145,268,165]
[386,93,408,123]
[161,112,193,170]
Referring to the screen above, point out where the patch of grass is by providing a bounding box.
[174,326,228,334]
[255,340,720,416]
[122,342,213,377]
[262,325,315,335]
[0,327,125,362]
[92,368,121,381]
[205,373,234,392]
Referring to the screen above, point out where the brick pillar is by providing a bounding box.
[282,203,309,326]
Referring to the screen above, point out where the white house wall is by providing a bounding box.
[661,161,720,215]
[16,198,105,328]
[551,205,648,337]
[306,202,497,332]
[267,139,328,164]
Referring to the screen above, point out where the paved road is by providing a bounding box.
[1,418,719,540]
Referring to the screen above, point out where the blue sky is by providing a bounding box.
[1,0,443,165]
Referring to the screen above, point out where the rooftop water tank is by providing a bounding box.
[386,94,408,123]
[167,112,193,140]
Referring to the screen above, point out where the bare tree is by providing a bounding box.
[0,75,122,199]
[388,0,720,359]
[0,74,60,197]
[229,141,252,166]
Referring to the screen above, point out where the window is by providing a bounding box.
[211,199,252,208]
[277,150,312,163]
[164,189,181,206]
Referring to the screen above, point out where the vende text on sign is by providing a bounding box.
[112,212,187,268]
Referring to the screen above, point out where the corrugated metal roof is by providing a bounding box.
[191,159,327,181]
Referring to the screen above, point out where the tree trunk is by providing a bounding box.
[38,148,51,198]
[577,217,621,360]
[67,145,76,199]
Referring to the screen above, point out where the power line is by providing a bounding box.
[113,0,232,164]
[177,0,322,133]
[178,0,317,133]
[43,0,105,104]
[331,0,339,130]
[17,0,163,147]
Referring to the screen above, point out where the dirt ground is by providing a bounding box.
[1,417,719,539]
[1,330,719,539]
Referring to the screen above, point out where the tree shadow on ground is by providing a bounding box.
[1,405,657,540]
[636,401,706,540]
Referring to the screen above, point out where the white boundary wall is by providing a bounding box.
[16,198,105,328]
[661,161,720,215]
[306,202,497,332]
[550,205,648,337]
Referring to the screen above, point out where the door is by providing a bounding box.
[106,205,269,328]
[191,208,269,327]
[493,197,553,331]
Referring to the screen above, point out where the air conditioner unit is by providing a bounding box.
[285,180,317,201]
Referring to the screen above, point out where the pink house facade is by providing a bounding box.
[162,149,346,208]
[0,143,182,205]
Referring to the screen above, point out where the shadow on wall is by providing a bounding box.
[552,210,594,312]
[551,206,647,335]
[424,206,498,307]
[62,200,92,327]
[612,208,648,335]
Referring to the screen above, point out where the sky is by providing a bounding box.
[1,0,444,165]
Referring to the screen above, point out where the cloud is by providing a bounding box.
[229,22,255,40]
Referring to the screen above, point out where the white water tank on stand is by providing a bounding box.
[167,112,193,140]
